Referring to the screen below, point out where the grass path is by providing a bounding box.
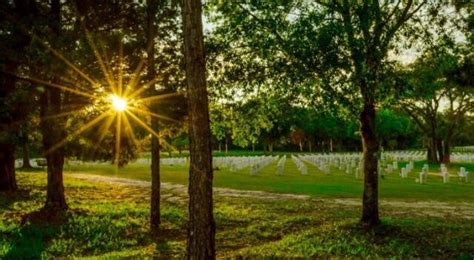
[70,173,474,220]
[71,173,310,201]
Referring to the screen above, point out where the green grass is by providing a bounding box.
[1,173,473,258]
[59,158,474,202]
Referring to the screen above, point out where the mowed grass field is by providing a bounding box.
[1,172,473,258]
[59,157,474,202]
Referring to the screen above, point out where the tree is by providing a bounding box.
[208,0,431,227]
[40,0,68,210]
[146,0,161,234]
[399,50,473,163]
[182,0,215,258]
[0,0,38,191]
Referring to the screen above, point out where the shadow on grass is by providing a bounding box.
[4,208,69,258]
[152,227,186,258]
[0,189,36,210]
[16,167,46,173]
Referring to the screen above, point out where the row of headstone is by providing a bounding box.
[275,156,286,175]
[384,150,474,163]
[292,155,308,175]
[250,156,278,175]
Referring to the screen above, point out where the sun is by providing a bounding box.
[109,94,128,112]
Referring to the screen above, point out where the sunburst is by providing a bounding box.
[4,25,181,167]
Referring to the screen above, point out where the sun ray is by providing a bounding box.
[125,110,161,139]
[126,77,161,100]
[83,28,117,94]
[40,109,86,120]
[0,10,99,93]
[121,112,139,147]
[118,40,124,96]
[122,38,155,97]
[134,91,182,104]
[125,110,177,152]
[3,72,96,99]
[90,112,116,154]
[44,111,111,155]
[114,112,122,166]
[128,107,179,123]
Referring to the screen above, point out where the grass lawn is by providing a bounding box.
[1,173,473,258]
[60,158,474,202]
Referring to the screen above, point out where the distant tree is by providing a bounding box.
[182,0,215,258]
[399,49,473,163]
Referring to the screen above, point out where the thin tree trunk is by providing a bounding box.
[268,142,274,154]
[218,142,221,152]
[329,138,333,153]
[442,139,451,164]
[225,137,228,154]
[360,103,380,227]
[182,0,215,258]
[437,139,444,163]
[22,138,32,169]
[252,143,255,152]
[308,140,312,152]
[42,0,67,210]
[299,141,303,152]
[147,0,161,233]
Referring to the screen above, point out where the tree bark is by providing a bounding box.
[308,140,312,153]
[360,103,380,227]
[428,137,438,163]
[0,59,19,192]
[182,0,215,258]
[0,144,17,192]
[268,142,274,154]
[442,139,451,164]
[21,137,32,169]
[146,0,161,233]
[225,137,228,154]
[41,0,67,211]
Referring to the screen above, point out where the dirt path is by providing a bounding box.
[70,174,474,220]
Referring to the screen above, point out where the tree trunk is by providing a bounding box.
[218,142,221,152]
[42,0,67,211]
[308,140,312,152]
[182,0,215,258]
[299,141,303,152]
[329,138,333,153]
[360,103,380,227]
[150,123,160,231]
[252,143,255,152]
[426,137,438,163]
[0,59,19,192]
[268,142,274,154]
[437,139,444,163]
[225,137,228,154]
[22,139,32,169]
[0,144,17,192]
[146,0,161,233]
[442,139,451,164]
